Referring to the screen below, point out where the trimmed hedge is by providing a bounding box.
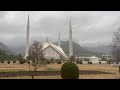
[61,62,79,79]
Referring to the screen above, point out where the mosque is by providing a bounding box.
[24,15,73,60]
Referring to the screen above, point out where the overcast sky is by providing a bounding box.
[0,11,120,47]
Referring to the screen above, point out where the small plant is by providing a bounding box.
[19,60,25,64]
[61,62,79,79]
[13,60,16,63]
[50,58,54,63]
[57,60,61,64]
[79,60,82,64]
[76,60,82,64]
[107,60,111,64]
[88,61,92,64]
[69,55,75,62]
[76,60,79,64]
[46,60,50,64]
[27,61,30,64]
[99,61,101,64]
[8,61,10,64]
[1,60,4,63]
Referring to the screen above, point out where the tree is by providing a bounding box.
[69,55,75,62]
[112,28,120,73]
[101,57,107,61]
[18,54,23,61]
[27,41,47,79]
[0,49,7,61]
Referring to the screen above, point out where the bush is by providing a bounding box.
[76,60,79,64]
[46,60,50,64]
[107,60,111,64]
[88,61,92,64]
[1,60,4,63]
[13,61,16,63]
[57,60,61,64]
[69,55,75,62]
[50,58,54,63]
[19,60,25,64]
[99,61,101,64]
[27,61,30,64]
[61,62,79,79]
[8,61,10,64]
[76,60,82,64]
[79,60,83,64]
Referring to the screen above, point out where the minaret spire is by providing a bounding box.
[69,18,73,57]
[24,14,30,59]
[58,32,60,47]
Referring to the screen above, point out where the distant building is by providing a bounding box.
[24,16,73,60]
[102,54,112,60]
[41,42,68,60]
[89,56,101,63]
[75,54,91,60]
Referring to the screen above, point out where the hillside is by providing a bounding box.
[0,42,15,55]
[84,44,112,55]
[9,41,103,57]
[54,41,102,57]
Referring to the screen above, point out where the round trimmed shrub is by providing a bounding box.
[13,61,16,63]
[61,62,79,79]
[27,61,30,64]
[1,60,4,63]
[8,61,10,64]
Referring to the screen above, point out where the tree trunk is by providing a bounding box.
[32,75,34,79]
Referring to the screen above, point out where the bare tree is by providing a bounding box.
[112,28,120,73]
[27,41,47,79]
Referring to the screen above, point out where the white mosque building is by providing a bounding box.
[24,15,73,60]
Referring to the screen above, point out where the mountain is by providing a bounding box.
[10,41,103,57]
[0,42,15,55]
[84,44,112,55]
[54,41,103,57]
[9,45,25,55]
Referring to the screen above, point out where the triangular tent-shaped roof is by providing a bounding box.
[42,42,67,58]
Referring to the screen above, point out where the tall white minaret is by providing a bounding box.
[24,15,30,59]
[69,19,73,57]
[58,32,60,47]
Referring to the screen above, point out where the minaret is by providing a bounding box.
[24,15,30,59]
[69,19,73,57]
[58,32,60,47]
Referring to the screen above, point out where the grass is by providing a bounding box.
[0,63,120,79]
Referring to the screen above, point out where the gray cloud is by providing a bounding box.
[0,11,120,48]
